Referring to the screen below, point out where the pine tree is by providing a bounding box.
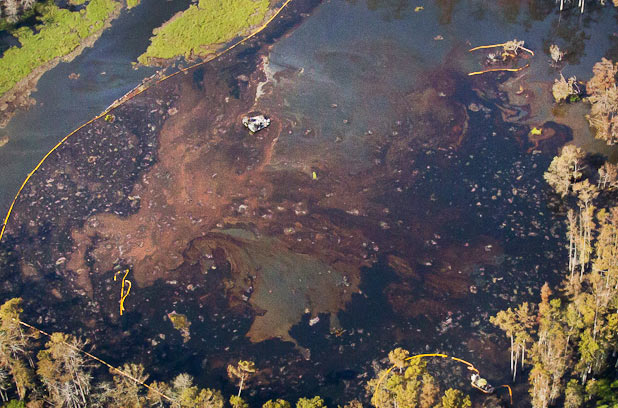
[491,303,535,381]
[388,348,409,373]
[296,396,326,408]
[230,395,249,408]
[227,360,256,399]
[564,379,583,408]
[436,389,471,408]
[263,399,292,408]
[100,363,148,408]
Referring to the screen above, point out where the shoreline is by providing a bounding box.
[0,4,122,130]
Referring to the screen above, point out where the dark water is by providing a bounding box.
[0,0,192,215]
[1,0,618,406]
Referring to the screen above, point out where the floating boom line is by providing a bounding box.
[468,64,530,76]
[372,352,513,406]
[0,0,295,243]
[468,42,534,56]
[18,320,177,404]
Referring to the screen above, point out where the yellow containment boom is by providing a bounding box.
[373,352,513,406]
[114,269,132,316]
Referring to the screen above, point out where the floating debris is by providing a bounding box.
[167,311,191,343]
[549,44,564,64]
[242,114,271,133]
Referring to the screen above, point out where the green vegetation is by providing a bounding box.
[0,0,120,97]
[137,0,269,65]
[227,360,256,399]
[0,300,481,407]
[263,399,291,408]
[492,146,618,407]
[3,401,26,408]
[366,348,470,408]
[126,0,140,9]
[296,396,326,408]
[167,311,191,343]
[167,311,190,331]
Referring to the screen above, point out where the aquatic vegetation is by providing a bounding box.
[137,0,270,65]
[468,39,533,76]
[167,312,191,343]
[469,39,534,59]
[552,74,579,103]
[0,0,120,98]
[586,58,618,145]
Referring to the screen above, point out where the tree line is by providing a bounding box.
[0,298,339,408]
[0,297,478,408]
[0,297,477,408]
[553,58,618,145]
[491,140,618,407]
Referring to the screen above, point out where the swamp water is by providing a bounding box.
[0,0,193,215]
[0,0,617,405]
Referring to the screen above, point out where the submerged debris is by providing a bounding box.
[242,114,271,133]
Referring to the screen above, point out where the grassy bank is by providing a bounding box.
[137,0,269,65]
[0,0,120,98]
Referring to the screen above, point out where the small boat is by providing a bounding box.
[470,373,495,393]
[242,115,271,133]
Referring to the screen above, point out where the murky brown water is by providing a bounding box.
[1,0,617,405]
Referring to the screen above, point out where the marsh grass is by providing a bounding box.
[137,0,269,65]
[126,0,140,9]
[0,0,120,97]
